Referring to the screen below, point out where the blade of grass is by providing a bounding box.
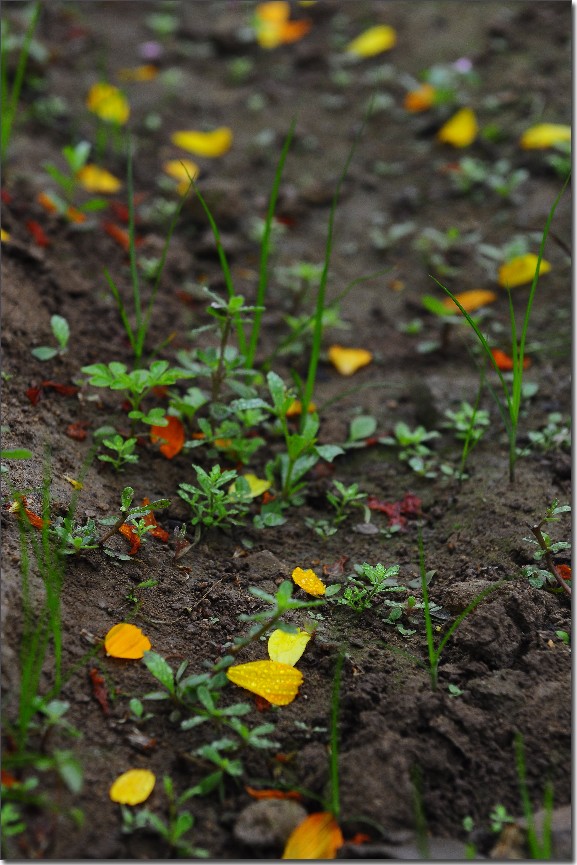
[126,144,143,362]
[328,651,344,819]
[1,2,41,164]
[246,118,297,369]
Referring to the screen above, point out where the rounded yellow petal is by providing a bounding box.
[86,83,130,125]
[498,254,551,289]
[292,567,326,597]
[163,159,200,183]
[520,123,571,150]
[104,623,151,659]
[1,228,10,243]
[346,25,397,57]
[229,474,271,499]
[76,164,122,194]
[328,345,373,376]
[109,769,156,805]
[170,127,233,157]
[226,660,303,706]
[268,629,311,666]
[437,107,478,148]
[441,289,497,314]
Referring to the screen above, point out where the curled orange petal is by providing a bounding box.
[141,498,170,542]
[282,812,344,859]
[404,83,436,113]
[491,348,531,371]
[245,785,303,801]
[118,523,141,555]
[150,415,185,459]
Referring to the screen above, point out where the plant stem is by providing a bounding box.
[529,521,571,597]
[328,652,344,819]
[1,2,41,167]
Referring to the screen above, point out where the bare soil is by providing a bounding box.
[1,1,571,859]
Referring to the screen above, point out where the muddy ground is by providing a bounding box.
[1,1,571,859]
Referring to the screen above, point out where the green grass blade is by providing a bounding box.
[126,144,143,362]
[103,268,136,351]
[191,180,246,355]
[1,2,41,161]
[246,118,296,369]
[433,581,503,664]
[328,652,344,819]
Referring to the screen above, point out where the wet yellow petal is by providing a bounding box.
[171,127,233,157]
[346,25,397,57]
[76,164,122,193]
[441,289,497,314]
[104,623,151,659]
[519,123,571,150]
[282,812,344,859]
[437,107,478,147]
[1,228,10,243]
[86,83,130,125]
[498,254,551,289]
[328,345,373,376]
[268,628,310,666]
[292,567,326,597]
[109,769,156,805]
[226,660,303,706]
[116,65,158,82]
[229,474,271,499]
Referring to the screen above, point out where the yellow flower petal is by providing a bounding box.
[286,400,316,417]
[437,107,478,148]
[76,164,122,194]
[519,123,571,150]
[498,254,551,289]
[104,623,151,659]
[163,159,199,183]
[441,289,497,314]
[62,475,83,491]
[328,345,373,376]
[282,812,344,859]
[292,567,326,597]
[109,769,156,805]
[116,65,158,82]
[229,474,272,499]
[268,628,310,666]
[226,660,303,706]
[346,25,397,58]
[171,127,233,158]
[1,228,10,243]
[86,83,130,125]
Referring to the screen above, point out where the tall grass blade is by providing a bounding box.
[1,2,41,164]
[328,651,344,819]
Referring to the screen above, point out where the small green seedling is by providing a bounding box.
[97,486,170,552]
[31,315,70,361]
[337,562,401,613]
[43,141,108,215]
[97,434,139,471]
[380,421,454,479]
[527,412,571,453]
[522,499,571,595]
[178,465,252,532]
[489,804,516,833]
[81,360,194,428]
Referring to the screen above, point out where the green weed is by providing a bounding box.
[1,2,41,170]
[31,314,70,361]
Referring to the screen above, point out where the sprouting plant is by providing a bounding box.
[449,156,528,201]
[526,412,571,453]
[1,1,41,170]
[522,499,571,596]
[443,401,490,443]
[337,562,400,613]
[274,261,324,314]
[97,434,139,471]
[434,174,569,482]
[50,516,100,556]
[42,141,109,216]
[81,359,194,429]
[380,421,455,479]
[327,481,367,524]
[488,803,516,833]
[413,226,481,278]
[97,486,170,551]
[177,465,252,532]
[120,774,209,858]
[187,416,265,466]
[31,315,70,361]
[417,532,503,689]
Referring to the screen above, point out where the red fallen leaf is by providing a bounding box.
[364,436,380,446]
[1,769,17,787]
[109,195,146,224]
[26,220,51,247]
[400,492,422,517]
[347,833,371,844]
[150,415,185,459]
[245,786,303,801]
[275,215,297,228]
[323,555,349,578]
[118,523,141,555]
[26,386,42,405]
[88,667,110,716]
[254,695,272,712]
[274,752,296,764]
[367,492,422,529]
[556,564,571,581]
[141,498,169,542]
[1,189,12,204]
[66,422,88,441]
[40,381,79,397]
[261,490,276,506]
[491,348,531,372]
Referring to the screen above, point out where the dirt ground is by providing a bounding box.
[1,1,571,859]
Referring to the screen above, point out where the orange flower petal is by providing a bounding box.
[441,289,497,314]
[226,660,303,706]
[556,564,571,581]
[109,769,155,805]
[437,108,478,148]
[150,415,185,459]
[118,523,141,555]
[491,348,531,371]
[328,345,372,376]
[286,400,316,417]
[292,566,326,596]
[404,83,436,113]
[498,254,551,289]
[245,786,303,801]
[141,498,170,542]
[282,812,344,859]
[104,623,151,659]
